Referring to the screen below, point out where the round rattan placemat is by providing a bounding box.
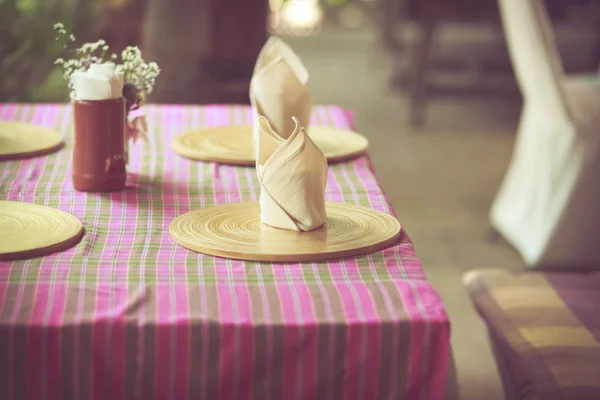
[0,201,84,261]
[169,201,400,262]
[0,122,64,161]
[171,125,368,166]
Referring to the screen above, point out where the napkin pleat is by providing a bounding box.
[257,117,327,232]
[250,37,312,142]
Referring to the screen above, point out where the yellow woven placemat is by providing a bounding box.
[171,125,368,166]
[0,201,84,261]
[0,122,64,161]
[170,201,400,262]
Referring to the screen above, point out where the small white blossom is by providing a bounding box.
[121,46,142,62]
[69,34,75,42]
[54,58,64,65]
[148,62,160,74]
[53,22,67,35]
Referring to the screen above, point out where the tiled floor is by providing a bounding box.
[285,26,525,399]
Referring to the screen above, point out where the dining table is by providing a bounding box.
[0,103,451,400]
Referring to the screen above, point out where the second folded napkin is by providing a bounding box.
[256,115,327,232]
[250,37,311,146]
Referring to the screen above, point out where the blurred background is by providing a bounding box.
[2,0,600,398]
[2,0,599,105]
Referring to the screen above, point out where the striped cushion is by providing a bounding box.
[464,268,600,400]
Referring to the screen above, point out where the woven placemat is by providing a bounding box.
[0,201,84,261]
[170,201,400,262]
[0,122,64,161]
[171,125,368,166]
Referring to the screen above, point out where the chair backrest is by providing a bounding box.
[498,0,570,120]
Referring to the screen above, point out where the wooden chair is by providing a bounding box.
[375,0,501,127]
[375,0,596,127]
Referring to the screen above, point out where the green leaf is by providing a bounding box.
[15,0,40,13]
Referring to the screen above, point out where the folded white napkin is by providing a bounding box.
[250,37,311,149]
[71,62,124,101]
[256,115,327,232]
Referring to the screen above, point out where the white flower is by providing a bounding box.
[107,46,160,97]
[148,62,160,74]
[75,40,107,55]
[54,58,64,65]
[53,22,67,35]
[76,44,90,54]
[121,46,142,62]
[69,34,76,42]
[63,59,78,68]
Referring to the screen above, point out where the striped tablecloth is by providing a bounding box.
[0,103,450,400]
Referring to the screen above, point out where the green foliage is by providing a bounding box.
[0,0,95,102]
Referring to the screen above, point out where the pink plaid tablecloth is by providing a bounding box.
[0,103,450,400]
